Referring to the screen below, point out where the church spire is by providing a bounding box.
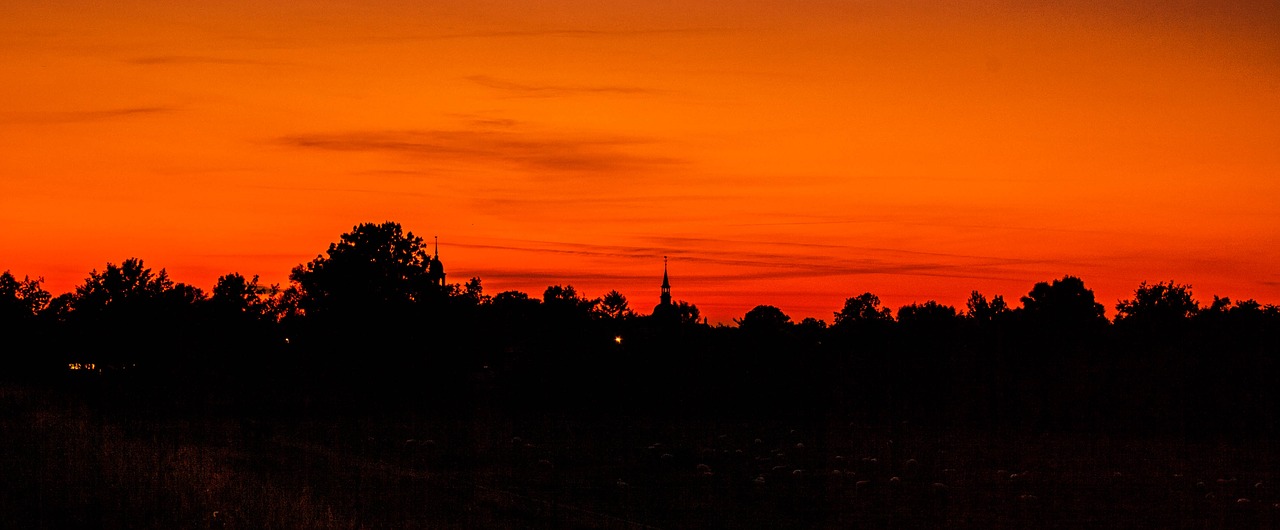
[428,235,445,287]
[660,256,672,306]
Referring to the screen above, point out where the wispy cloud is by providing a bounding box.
[450,237,1054,285]
[462,268,653,286]
[724,212,1119,236]
[465,75,657,97]
[0,106,174,124]
[277,129,680,177]
[427,28,720,40]
[244,184,440,199]
[127,55,273,66]
[466,118,519,128]
[469,192,713,212]
[450,241,656,261]
[643,235,1043,263]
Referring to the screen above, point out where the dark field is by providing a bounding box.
[4,384,1279,529]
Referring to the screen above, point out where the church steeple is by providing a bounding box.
[652,256,678,321]
[428,235,445,287]
[660,256,672,306]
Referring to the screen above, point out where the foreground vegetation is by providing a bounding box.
[5,383,1280,529]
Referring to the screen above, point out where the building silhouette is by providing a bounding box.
[428,236,446,288]
[652,256,677,321]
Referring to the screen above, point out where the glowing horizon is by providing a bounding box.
[3,1,1277,324]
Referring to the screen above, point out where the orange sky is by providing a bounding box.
[2,1,1278,323]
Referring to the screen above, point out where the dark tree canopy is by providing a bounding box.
[493,290,535,306]
[737,304,792,334]
[457,277,488,306]
[1115,281,1198,325]
[897,300,959,326]
[72,258,182,312]
[1019,275,1107,326]
[598,290,632,320]
[211,273,271,316]
[673,300,701,325]
[965,290,1008,322]
[0,271,51,318]
[289,222,435,313]
[542,284,598,315]
[6,217,1280,441]
[833,292,893,327]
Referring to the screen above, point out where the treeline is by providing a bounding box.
[3,222,1278,436]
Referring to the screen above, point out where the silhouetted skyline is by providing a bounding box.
[5,221,1280,528]
[3,2,1278,323]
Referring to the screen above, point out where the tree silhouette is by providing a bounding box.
[598,290,632,320]
[492,289,535,307]
[289,221,434,314]
[737,305,792,334]
[211,273,270,316]
[1115,281,1198,326]
[10,218,1280,438]
[833,292,893,327]
[73,258,175,312]
[1,272,51,377]
[457,277,489,306]
[897,300,959,325]
[0,271,50,318]
[673,300,701,325]
[487,290,540,346]
[1019,275,1107,328]
[542,285,598,316]
[965,290,1008,322]
[43,258,209,380]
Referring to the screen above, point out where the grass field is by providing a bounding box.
[3,384,1278,529]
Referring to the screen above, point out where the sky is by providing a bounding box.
[2,1,1278,324]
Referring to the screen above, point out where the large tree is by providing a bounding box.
[73,258,176,312]
[597,290,632,320]
[50,259,206,372]
[965,290,1009,322]
[897,300,959,326]
[0,271,50,319]
[833,292,893,327]
[289,222,436,314]
[1114,281,1198,326]
[1,272,52,375]
[674,300,701,325]
[1019,275,1107,327]
[737,305,792,334]
[211,273,270,315]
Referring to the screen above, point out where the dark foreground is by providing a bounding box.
[3,384,1279,530]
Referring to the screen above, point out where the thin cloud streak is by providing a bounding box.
[0,106,175,124]
[726,215,1117,235]
[127,55,275,66]
[450,238,1058,285]
[471,194,715,210]
[277,129,681,176]
[471,264,1043,288]
[244,184,442,199]
[466,75,657,97]
[643,235,1047,264]
[426,27,722,40]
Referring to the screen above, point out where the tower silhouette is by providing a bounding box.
[427,236,446,287]
[660,256,672,306]
[653,256,677,320]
